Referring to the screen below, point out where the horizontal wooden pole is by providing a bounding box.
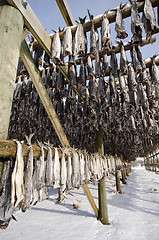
[20,40,70,148]
[0,139,64,159]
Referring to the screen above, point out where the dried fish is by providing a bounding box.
[53,148,60,188]
[117,40,128,75]
[129,0,142,43]
[72,150,80,187]
[12,141,24,208]
[79,59,86,86]
[103,52,109,73]
[87,55,94,77]
[110,47,118,78]
[130,45,142,73]
[127,63,137,91]
[142,0,157,38]
[66,153,72,191]
[88,9,97,57]
[135,45,146,70]
[75,16,86,56]
[0,159,13,230]
[113,3,128,39]
[58,151,67,201]
[51,31,61,61]
[101,14,111,51]
[79,152,85,184]
[44,144,53,186]
[22,134,34,212]
[63,27,73,56]
[34,44,43,68]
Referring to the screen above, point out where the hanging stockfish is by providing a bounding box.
[68,57,77,99]
[11,141,24,208]
[63,27,73,57]
[43,51,50,68]
[146,80,152,99]
[31,159,39,206]
[79,58,86,86]
[130,45,142,73]
[22,134,34,212]
[14,76,22,99]
[150,55,159,99]
[72,150,80,188]
[17,57,26,75]
[142,0,157,39]
[137,83,149,111]
[109,71,117,101]
[135,45,146,70]
[118,73,127,92]
[37,142,45,201]
[103,52,109,73]
[129,0,142,43]
[53,148,60,188]
[66,152,72,191]
[58,151,67,202]
[112,3,128,39]
[101,13,111,52]
[34,43,43,68]
[79,152,85,185]
[88,75,97,102]
[110,46,118,78]
[95,52,102,77]
[51,31,61,62]
[130,115,136,130]
[87,55,94,77]
[98,77,106,101]
[84,153,90,183]
[116,40,128,75]
[75,16,87,56]
[44,144,53,186]
[0,159,13,230]
[88,9,98,57]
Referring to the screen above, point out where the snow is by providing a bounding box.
[1,165,159,240]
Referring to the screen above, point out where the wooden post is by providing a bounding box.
[0,4,24,139]
[96,127,109,225]
[121,169,126,184]
[116,170,122,193]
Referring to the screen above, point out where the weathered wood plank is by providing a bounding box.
[82,183,98,218]
[0,5,24,139]
[56,0,75,26]
[20,40,70,148]
[0,140,64,159]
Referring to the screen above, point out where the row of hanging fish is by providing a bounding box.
[27,0,159,71]
[0,140,126,229]
[11,35,159,160]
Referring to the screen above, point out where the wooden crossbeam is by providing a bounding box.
[20,40,70,148]
[56,0,75,26]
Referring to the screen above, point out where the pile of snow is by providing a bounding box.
[1,165,159,240]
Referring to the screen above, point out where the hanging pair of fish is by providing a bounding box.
[129,0,142,43]
[75,17,87,56]
[111,3,128,39]
[101,13,112,52]
[142,0,158,39]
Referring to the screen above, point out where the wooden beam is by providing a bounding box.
[20,40,70,148]
[0,5,24,140]
[6,0,69,82]
[0,140,64,159]
[82,183,98,218]
[56,0,75,26]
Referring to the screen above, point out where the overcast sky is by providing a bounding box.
[27,0,159,61]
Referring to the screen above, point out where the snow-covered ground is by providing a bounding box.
[1,165,159,240]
